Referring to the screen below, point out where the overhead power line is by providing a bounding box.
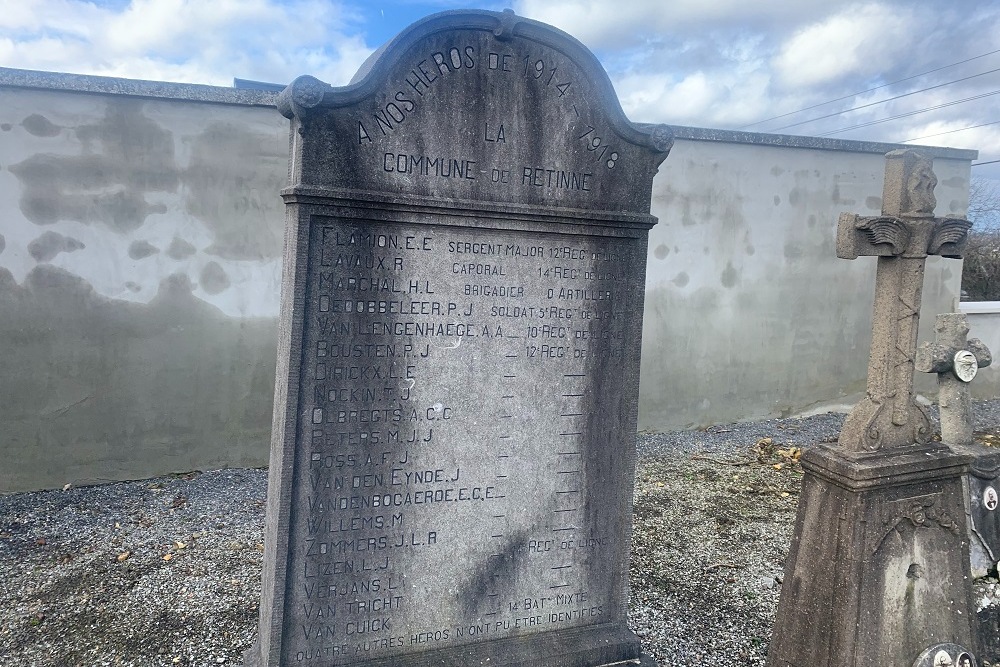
[740,48,1000,130]
[902,119,1000,143]
[973,159,1000,167]
[767,66,1000,132]
[818,89,1000,136]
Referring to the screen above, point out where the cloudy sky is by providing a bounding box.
[4,0,1000,177]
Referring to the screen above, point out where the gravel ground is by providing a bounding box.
[4,401,1000,667]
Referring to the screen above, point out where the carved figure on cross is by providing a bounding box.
[916,313,992,446]
[837,149,972,453]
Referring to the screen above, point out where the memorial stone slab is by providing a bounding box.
[244,10,671,667]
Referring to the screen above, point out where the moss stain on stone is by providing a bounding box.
[183,121,287,261]
[199,261,231,294]
[167,236,197,260]
[0,266,277,492]
[27,231,85,262]
[10,100,177,232]
[128,240,159,260]
[721,261,739,288]
[22,114,61,137]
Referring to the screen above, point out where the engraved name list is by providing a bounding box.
[284,218,638,663]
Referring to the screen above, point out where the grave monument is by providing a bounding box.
[918,314,1000,597]
[244,10,671,667]
[916,313,992,449]
[768,150,979,667]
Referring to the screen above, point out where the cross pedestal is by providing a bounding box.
[767,151,978,667]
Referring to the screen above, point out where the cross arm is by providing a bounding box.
[968,338,993,368]
[836,213,910,259]
[837,213,971,260]
[915,337,992,375]
[928,218,972,259]
[915,342,956,375]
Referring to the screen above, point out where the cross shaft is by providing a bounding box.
[836,150,971,453]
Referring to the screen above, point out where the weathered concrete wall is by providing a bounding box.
[0,69,978,491]
[638,128,974,430]
[0,72,288,492]
[962,302,1000,399]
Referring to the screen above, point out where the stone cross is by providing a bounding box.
[916,313,992,445]
[837,149,972,453]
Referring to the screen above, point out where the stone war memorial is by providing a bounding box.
[244,9,672,667]
[768,150,979,667]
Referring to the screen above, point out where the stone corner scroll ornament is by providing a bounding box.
[836,149,973,453]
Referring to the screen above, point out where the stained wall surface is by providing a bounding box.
[0,71,978,491]
[961,302,1000,399]
[0,75,288,491]
[638,129,974,431]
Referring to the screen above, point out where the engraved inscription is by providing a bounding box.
[352,35,628,201]
[285,217,637,663]
[358,45,478,144]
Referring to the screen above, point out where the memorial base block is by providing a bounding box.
[768,443,978,667]
[243,625,654,667]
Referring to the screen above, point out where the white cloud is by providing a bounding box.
[0,0,104,36]
[514,0,843,49]
[772,3,917,89]
[1,0,999,167]
[614,68,778,127]
[0,35,95,73]
[0,0,373,86]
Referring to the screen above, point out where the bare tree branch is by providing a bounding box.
[968,177,1000,231]
[962,177,1000,300]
